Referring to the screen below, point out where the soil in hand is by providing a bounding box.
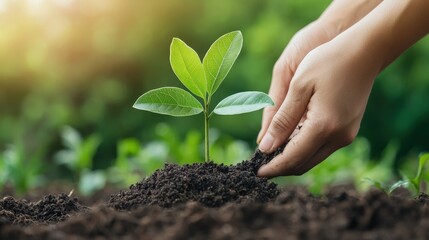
[109,147,284,210]
[0,193,85,226]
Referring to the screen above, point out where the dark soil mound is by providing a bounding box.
[109,147,284,210]
[0,193,85,226]
[3,187,429,240]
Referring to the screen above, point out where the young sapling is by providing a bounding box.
[133,31,274,162]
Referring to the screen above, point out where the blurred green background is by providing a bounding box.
[0,0,428,194]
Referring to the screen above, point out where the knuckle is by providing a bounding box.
[271,111,295,132]
[273,60,286,77]
[289,78,307,93]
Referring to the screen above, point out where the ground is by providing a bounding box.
[1,147,429,239]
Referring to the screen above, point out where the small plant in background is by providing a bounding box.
[363,152,429,196]
[0,144,45,195]
[0,153,5,192]
[108,137,166,187]
[55,126,105,196]
[387,153,429,195]
[133,31,274,162]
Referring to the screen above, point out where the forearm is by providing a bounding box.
[318,0,383,37]
[341,0,429,73]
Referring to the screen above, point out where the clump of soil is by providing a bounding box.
[0,193,85,225]
[109,146,285,210]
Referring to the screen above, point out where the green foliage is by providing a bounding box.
[134,87,203,116]
[55,126,101,172]
[388,153,429,195]
[107,138,166,187]
[0,145,45,195]
[1,0,428,195]
[0,154,5,191]
[134,31,274,162]
[361,150,429,196]
[55,126,105,196]
[203,31,243,95]
[213,91,274,115]
[170,38,206,98]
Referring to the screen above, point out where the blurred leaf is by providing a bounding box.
[388,180,410,195]
[170,38,206,98]
[410,152,429,192]
[116,138,141,169]
[55,126,101,172]
[79,170,106,196]
[203,31,243,94]
[139,141,168,175]
[1,144,44,195]
[133,87,203,116]
[61,126,82,150]
[78,134,101,170]
[213,91,273,115]
[362,177,386,193]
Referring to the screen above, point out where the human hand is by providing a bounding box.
[256,20,337,144]
[257,36,379,177]
[257,0,429,178]
[257,0,383,144]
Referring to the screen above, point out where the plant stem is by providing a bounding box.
[204,105,210,162]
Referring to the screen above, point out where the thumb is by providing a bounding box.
[258,81,312,153]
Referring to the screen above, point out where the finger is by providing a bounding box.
[292,142,337,175]
[257,58,295,144]
[294,132,355,174]
[257,120,324,178]
[258,79,312,153]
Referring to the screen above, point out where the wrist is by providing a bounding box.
[318,0,383,37]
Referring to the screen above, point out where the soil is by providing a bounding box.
[108,147,282,209]
[1,145,429,239]
[0,194,84,226]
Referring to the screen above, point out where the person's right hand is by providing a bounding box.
[258,0,384,145]
[257,20,337,143]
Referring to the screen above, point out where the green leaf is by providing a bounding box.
[79,170,106,196]
[213,91,274,115]
[133,87,203,116]
[362,177,386,192]
[170,38,206,98]
[410,152,429,192]
[388,180,410,195]
[203,31,243,95]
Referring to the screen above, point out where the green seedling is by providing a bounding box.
[55,126,105,196]
[133,31,274,162]
[390,152,429,195]
[1,144,45,195]
[364,152,429,196]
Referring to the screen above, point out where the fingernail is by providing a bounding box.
[259,133,274,153]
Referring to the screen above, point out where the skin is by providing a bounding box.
[257,0,429,178]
